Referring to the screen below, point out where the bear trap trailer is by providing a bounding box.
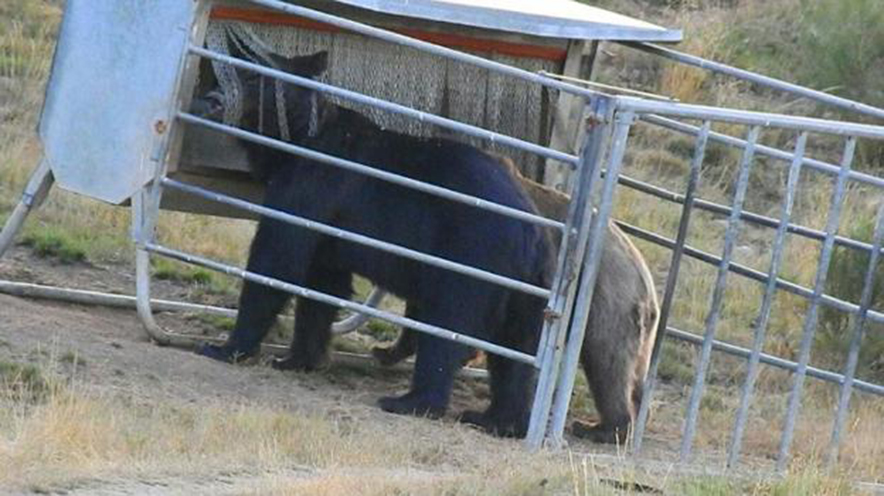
[1,0,884,478]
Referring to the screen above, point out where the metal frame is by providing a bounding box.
[0,0,883,472]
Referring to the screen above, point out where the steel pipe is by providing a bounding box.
[163,178,551,299]
[623,42,884,122]
[777,138,856,471]
[633,121,710,453]
[146,242,539,366]
[187,47,580,167]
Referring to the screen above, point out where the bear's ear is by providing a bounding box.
[270,51,328,78]
[304,51,329,77]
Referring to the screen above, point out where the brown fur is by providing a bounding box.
[372,158,659,444]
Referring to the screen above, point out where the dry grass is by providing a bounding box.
[657,10,731,103]
[1,0,883,490]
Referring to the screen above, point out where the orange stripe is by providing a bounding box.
[210,7,567,62]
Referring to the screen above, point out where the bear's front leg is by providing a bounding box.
[198,279,292,364]
[273,265,353,372]
[378,333,468,419]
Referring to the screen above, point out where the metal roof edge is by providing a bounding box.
[331,0,684,42]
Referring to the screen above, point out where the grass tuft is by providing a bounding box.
[19,228,88,264]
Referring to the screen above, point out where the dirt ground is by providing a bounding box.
[1,245,678,495]
[0,244,508,414]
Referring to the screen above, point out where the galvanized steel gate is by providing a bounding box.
[1,0,883,473]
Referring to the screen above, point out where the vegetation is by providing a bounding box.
[1,0,884,491]
[818,216,884,382]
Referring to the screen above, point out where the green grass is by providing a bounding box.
[0,360,53,402]
[19,227,88,264]
[817,214,884,382]
[188,313,236,333]
[152,257,215,285]
[657,340,696,386]
[358,319,399,343]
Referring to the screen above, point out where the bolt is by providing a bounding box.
[154,120,167,134]
[585,113,604,128]
[543,308,562,322]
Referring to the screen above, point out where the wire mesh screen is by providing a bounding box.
[201,20,559,181]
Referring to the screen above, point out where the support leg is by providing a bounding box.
[133,187,190,346]
[0,159,53,259]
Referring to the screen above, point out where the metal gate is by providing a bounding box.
[1,0,882,473]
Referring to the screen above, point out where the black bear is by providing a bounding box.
[373,157,660,444]
[193,43,554,437]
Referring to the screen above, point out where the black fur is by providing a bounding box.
[194,46,554,436]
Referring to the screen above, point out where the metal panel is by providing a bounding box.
[39,0,198,204]
[633,121,710,454]
[329,0,682,41]
[680,125,760,462]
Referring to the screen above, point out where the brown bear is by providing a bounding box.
[372,158,660,444]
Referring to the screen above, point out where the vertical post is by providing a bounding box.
[776,137,856,471]
[133,185,171,345]
[633,121,711,454]
[132,0,212,344]
[825,201,884,468]
[679,125,761,462]
[526,96,614,449]
[0,159,54,259]
[543,40,598,192]
[547,109,635,445]
[727,132,808,468]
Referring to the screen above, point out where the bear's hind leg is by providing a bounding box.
[572,344,636,445]
[460,352,534,437]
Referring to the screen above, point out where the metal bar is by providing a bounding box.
[134,186,179,346]
[526,96,615,449]
[548,110,634,444]
[622,42,884,122]
[728,132,808,469]
[163,178,550,299]
[0,279,376,336]
[0,278,487,378]
[615,222,884,325]
[680,126,761,462]
[538,70,676,101]
[618,171,883,257]
[826,202,884,467]
[642,114,884,191]
[664,326,884,397]
[633,121,710,453]
[178,112,564,232]
[617,97,884,140]
[0,279,238,316]
[145,243,537,365]
[188,47,580,167]
[777,137,857,471]
[0,159,53,259]
[331,287,387,334]
[241,0,598,100]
